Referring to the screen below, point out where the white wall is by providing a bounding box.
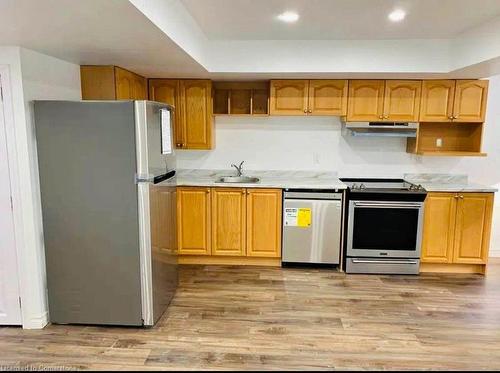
[0,46,81,328]
[177,74,500,256]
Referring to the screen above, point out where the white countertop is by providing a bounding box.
[404,173,498,193]
[172,169,347,190]
[157,170,497,193]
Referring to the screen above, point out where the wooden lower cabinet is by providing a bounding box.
[420,192,494,274]
[421,193,457,263]
[453,193,494,264]
[177,187,211,255]
[246,189,282,257]
[211,188,246,256]
[177,187,282,265]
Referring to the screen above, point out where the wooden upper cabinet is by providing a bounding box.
[421,193,457,263]
[419,80,456,122]
[211,188,246,256]
[453,193,493,264]
[270,80,309,115]
[383,80,421,122]
[453,80,489,122]
[179,80,214,150]
[80,65,146,100]
[114,67,147,100]
[246,189,282,258]
[148,79,178,107]
[346,80,385,121]
[80,66,116,100]
[308,80,348,116]
[177,187,211,255]
[148,79,183,148]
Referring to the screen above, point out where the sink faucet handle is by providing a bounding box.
[230,161,245,176]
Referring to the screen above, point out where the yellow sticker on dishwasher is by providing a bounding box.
[297,208,312,227]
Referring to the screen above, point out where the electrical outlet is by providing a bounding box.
[436,138,443,148]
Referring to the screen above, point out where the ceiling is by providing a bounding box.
[181,0,500,40]
[0,0,207,77]
[1,0,500,78]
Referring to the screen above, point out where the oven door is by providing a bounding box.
[347,200,424,258]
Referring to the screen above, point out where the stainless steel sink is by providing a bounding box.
[216,176,260,183]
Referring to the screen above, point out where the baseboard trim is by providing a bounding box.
[23,311,49,330]
[178,255,281,267]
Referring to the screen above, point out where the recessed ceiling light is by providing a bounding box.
[388,9,406,22]
[277,11,299,23]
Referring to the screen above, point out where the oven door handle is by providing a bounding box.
[351,259,419,265]
[353,202,423,209]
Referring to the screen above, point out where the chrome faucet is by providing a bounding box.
[231,161,245,176]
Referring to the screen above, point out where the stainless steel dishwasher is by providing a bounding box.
[282,190,343,265]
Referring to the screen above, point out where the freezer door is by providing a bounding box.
[282,199,342,264]
[135,101,176,181]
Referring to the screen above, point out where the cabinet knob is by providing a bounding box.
[308,109,312,113]
[448,116,453,120]
[303,109,307,113]
[454,195,459,199]
[460,195,464,199]
[384,115,389,119]
[454,116,459,119]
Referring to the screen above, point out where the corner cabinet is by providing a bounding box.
[149,79,214,150]
[347,80,421,122]
[419,80,488,122]
[270,80,347,116]
[177,187,282,265]
[420,192,494,274]
[80,65,147,100]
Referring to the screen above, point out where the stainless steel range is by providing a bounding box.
[340,178,427,275]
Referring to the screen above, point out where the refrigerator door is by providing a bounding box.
[35,101,144,326]
[135,101,177,326]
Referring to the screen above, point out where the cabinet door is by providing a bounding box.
[421,193,457,263]
[419,80,455,122]
[308,80,348,116]
[177,187,211,255]
[453,80,489,123]
[150,185,177,255]
[80,66,116,100]
[246,189,282,258]
[133,74,147,100]
[148,79,183,148]
[114,67,147,100]
[211,188,246,256]
[269,80,309,115]
[383,80,421,122]
[346,80,385,121]
[179,80,214,149]
[453,193,494,264]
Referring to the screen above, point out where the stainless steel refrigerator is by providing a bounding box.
[34,100,177,326]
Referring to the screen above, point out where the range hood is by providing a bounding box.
[343,122,418,138]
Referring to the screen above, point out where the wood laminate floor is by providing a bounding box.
[2,263,500,371]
